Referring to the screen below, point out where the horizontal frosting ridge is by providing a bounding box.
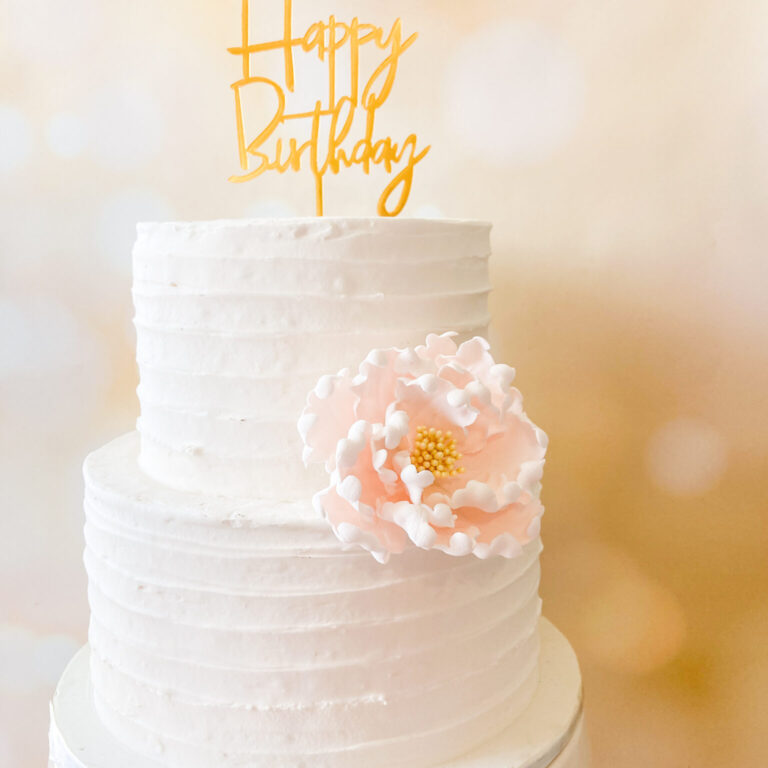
[85,433,542,767]
[85,544,540,628]
[132,217,492,498]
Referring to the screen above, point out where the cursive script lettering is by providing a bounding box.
[228,0,430,216]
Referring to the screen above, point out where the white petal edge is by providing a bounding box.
[335,522,390,564]
[382,501,437,550]
[400,464,435,504]
[450,480,499,514]
[339,475,362,503]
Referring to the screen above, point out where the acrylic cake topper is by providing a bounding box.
[228,0,430,216]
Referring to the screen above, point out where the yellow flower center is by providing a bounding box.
[410,425,465,479]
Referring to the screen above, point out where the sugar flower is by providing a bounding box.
[298,333,547,563]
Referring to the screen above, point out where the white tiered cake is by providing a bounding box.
[49,218,587,768]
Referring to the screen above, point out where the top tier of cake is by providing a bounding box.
[133,218,492,499]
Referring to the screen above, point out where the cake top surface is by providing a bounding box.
[137,217,493,230]
[134,218,493,250]
[133,217,493,270]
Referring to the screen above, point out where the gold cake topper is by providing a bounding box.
[228,0,430,216]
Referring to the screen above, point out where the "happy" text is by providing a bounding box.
[228,0,431,216]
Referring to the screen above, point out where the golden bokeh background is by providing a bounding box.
[1,1,767,765]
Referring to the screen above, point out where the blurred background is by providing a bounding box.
[1,0,767,765]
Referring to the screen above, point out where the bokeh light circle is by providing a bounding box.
[5,0,100,63]
[46,112,89,159]
[646,417,728,496]
[0,297,111,437]
[556,540,687,675]
[90,84,164,171]
[0,299,92,376]
[444,20,585,164]
[0,625,80,691]
[0,734,12,766]
[0,105,32,173]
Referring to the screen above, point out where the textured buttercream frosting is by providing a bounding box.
[133,218,491,498]
[84,433,542,768]
[51,623,585,768]
[60,216,560,768]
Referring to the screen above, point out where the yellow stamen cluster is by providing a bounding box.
[410,426,465,479]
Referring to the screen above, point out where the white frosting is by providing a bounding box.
[84,433,542,768]
[50,621,585,768]
[133,218,491,498]
[43,215,575,768]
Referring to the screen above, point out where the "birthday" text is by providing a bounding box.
[228,0,430,216]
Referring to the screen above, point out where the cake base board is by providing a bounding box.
[50,619,587,768]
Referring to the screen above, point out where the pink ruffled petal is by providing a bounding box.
[459,412,545,489]
[416,332,458,362]
[446,531,474,556]
[383,407,410,450]
[473,533,524,560]
[518,459,546,495]
[300,372,358,469]
[396,376,478,432]
[489,364,516,405]
[380,501,438,550]
[335,421,368,470]
[450,480,500,514]
[437,362,474,389]
[315,485,408,563]
[526,513,543,539]
[429,503,456,528]
[352,348,403,423]
[454,336,494,374]
[395,346,431,377]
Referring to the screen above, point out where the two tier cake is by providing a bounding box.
[49,218,587,768]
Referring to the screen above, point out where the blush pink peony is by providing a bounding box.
[298,333,548,563]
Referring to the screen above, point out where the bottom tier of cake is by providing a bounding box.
[49,619,587,768]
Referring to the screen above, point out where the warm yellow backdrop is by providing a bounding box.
[1,1,766,765]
